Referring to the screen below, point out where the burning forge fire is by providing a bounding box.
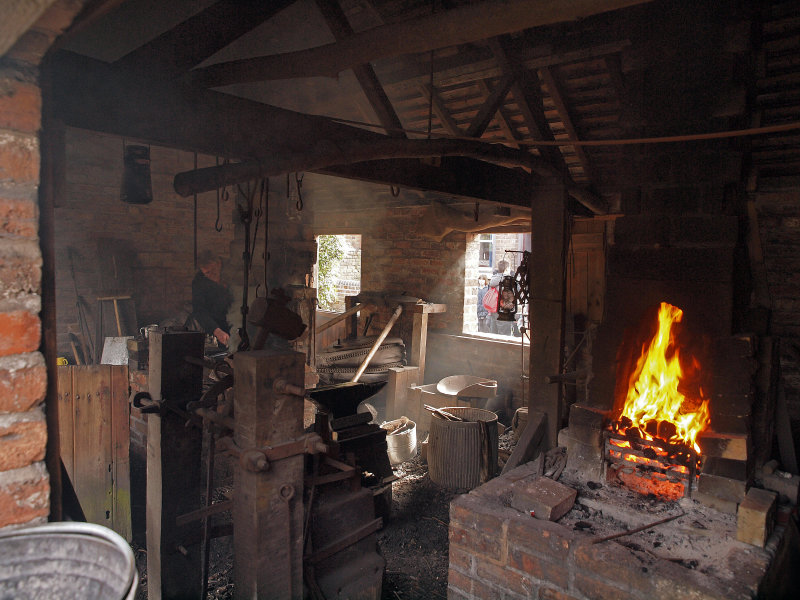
[614,302,710,453]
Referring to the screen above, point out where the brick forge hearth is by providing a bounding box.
[448,462,795,600]
[446,215,800,598]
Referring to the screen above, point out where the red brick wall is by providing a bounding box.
[313,206,467,332]
[0,55,48,528]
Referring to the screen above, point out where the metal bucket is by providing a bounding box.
[0,522,138,599]
[428,407,498,490]
[382,417,417,465]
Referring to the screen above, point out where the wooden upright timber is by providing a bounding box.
[189,0,654,86]
[146,331,205,600]
[529,179,569,450]
[234,350,306,600]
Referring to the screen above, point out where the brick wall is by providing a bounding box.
[0,12,58,528]
[755,190,800,417]
[54,128,236,359]
[425,332,528,419]
[313,205,467,332]
[448,464,778,600]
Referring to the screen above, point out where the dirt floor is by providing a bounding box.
[132,446,474,599]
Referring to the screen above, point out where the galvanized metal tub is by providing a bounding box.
[428,407,498,490]
[0,522,138,600]
[382,417,417,465]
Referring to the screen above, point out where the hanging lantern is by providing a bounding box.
[121,144,153,204]
[497,275,518,322]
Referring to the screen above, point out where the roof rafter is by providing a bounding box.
[488,36,567,170]
[315,0,405,138]
[465,74,516,139]
[539,65,595,183]
[47,50,605,214]
[188,0,653,87]
[417,83,462,136]
[113,0,295,78]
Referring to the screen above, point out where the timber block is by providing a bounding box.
[512,407,528,442]
[567,404,608,449]
[697,432,750,462]
[701,456,751,482]
[559,427,603,480]
[761,470,800,506]
[693,490,739,515]
[510,475,576,521]
[737,487,777,547]
[697,473,748,504]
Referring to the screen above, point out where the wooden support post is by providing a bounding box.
[404,302,446,384]
[146,331,205,600]
[529,178,568,450]
[387,366,421,421]
[234,350,306,600]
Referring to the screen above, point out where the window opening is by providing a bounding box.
[315,234,361,313]
[466,232,530,339]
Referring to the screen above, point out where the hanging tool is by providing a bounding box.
[67,247,95,363]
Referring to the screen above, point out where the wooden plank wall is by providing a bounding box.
[567,220,606,323]
[57,365,131,541]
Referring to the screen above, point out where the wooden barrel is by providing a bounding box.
[428,407,498,490]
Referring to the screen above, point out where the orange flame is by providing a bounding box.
[620,302,710,453]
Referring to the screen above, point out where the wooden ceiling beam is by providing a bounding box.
[49,0,128,51]
[538,66,595,183]
[315,0,405,138]
[477,79,520,148]
[172,137,606,215]
[188,0,652,87]
[49,50,382,160]
[0,0,57,56]
[48,50,603,212]
[113,0,295,78]
[465,75,515,139]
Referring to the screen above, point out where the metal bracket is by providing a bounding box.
[218,433,328,473]
[131,391,162,414]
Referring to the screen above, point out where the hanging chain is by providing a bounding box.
[214,156,224,232]
[295,172,304,211]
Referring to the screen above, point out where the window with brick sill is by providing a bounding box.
[314,234,361,314]
[465,232,530,341]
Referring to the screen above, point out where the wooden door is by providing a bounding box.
[57,365,131,541]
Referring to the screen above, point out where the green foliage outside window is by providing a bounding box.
[317,234,344,309]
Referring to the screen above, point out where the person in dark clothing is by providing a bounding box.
[192,251,233,347]
[476,274,490,332]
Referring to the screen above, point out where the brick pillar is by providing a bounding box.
[0,59,48,528]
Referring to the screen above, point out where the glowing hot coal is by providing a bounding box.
[615,302,710,453]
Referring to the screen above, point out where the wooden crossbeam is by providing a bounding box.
[489,37,567,169]
[465,74,516,139]
[417,83,462,136]
[476,79,520,148]
[114,0,294,78]
[315,0,405,138]
[188,0,653,87]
